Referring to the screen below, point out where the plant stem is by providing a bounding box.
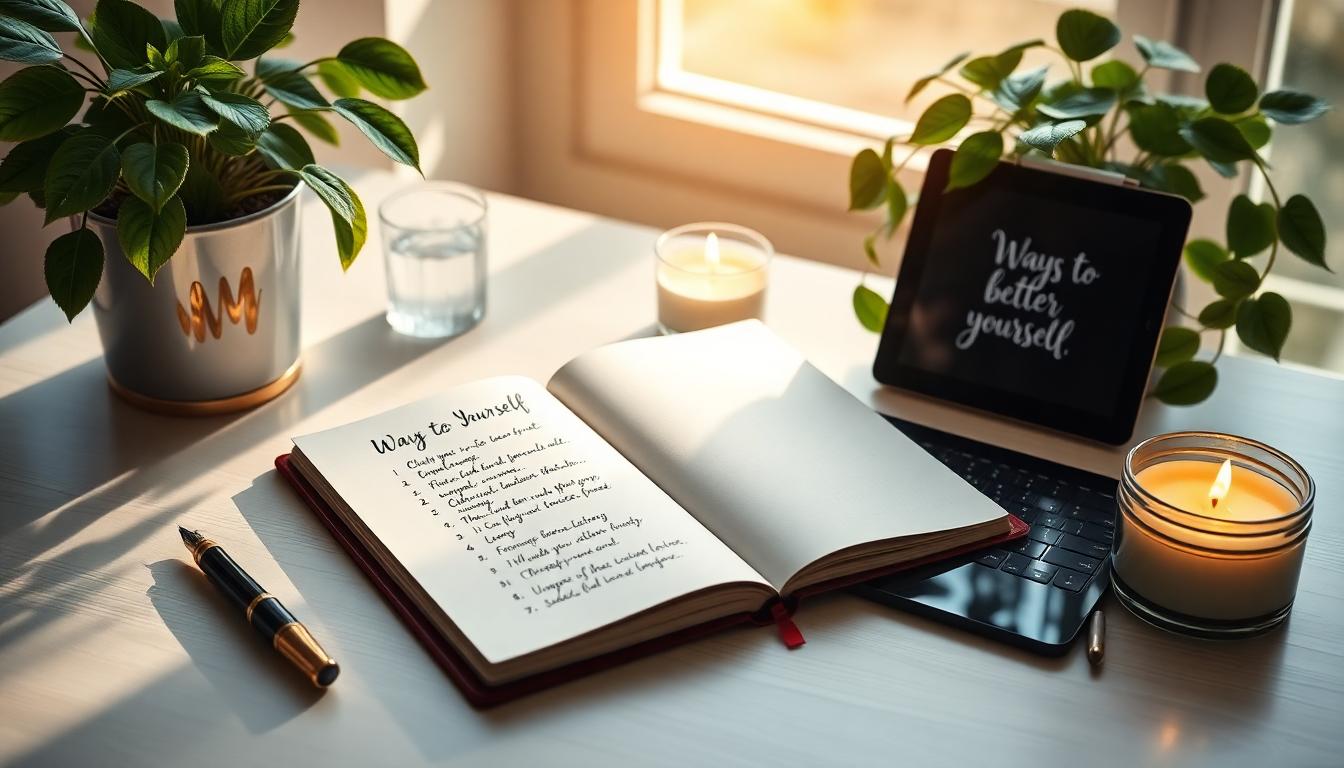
[63,54,107,86]
[298,56,336,71]
[1210,329,1226,364]
[1169,300,1199,321]
[1254,160,1282,288]
[224,184,296,204]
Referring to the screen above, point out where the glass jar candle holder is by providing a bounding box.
[1112,431,1314,639]
[655,222,771,334]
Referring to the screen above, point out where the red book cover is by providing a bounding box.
[275,453,1027,707]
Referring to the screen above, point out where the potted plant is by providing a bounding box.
[0,0,426,414]
[847,8,1330,406]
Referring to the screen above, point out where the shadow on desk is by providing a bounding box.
[145,559,323,732]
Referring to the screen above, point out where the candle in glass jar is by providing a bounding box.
[1113,435,1314,637]
[655,224,770,334]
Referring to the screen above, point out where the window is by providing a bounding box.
[1243,0,1344,373]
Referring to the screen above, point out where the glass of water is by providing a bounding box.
[379,182,488,338]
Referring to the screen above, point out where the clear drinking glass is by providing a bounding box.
[380,182,488,338]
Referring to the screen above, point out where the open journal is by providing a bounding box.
[280,321,1024,705]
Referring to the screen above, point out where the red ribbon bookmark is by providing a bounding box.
[770,602,806,649]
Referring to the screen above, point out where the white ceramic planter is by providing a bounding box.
[85,185,303,415]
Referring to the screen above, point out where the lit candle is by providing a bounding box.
[655,223,770,334]
[1112,433,1314,638]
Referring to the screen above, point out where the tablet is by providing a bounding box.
[873,149,1191,445]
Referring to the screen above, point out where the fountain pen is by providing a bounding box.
[178,526,339,687]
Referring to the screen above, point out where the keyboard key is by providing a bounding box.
[1010,505,1039,524]
[1034,495,1064,513]
[1000,552,1033,576]
[975,549,1008,568]
[1022,560,1058,584]
[1076,505,1116,526]
[1055,532,1112,560]
[1026,526,1062,545]
[1042,547,1101,574]
[1078,522,1114,544]
[1004,539,1048,559]
[1037,514,1066,530]
[1053,568,1090,592]
[1062,520,1084,536]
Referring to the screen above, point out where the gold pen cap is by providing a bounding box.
[274,623,341,687]
[1086,610,1105,666]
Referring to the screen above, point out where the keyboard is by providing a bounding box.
[853,416,1117,654]
[904,419,1117,591]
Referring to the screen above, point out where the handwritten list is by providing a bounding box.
[293,376,764,663]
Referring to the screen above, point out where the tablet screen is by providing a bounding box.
[874,150,1191,444]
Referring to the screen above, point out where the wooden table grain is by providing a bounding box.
[2,171,1341,767]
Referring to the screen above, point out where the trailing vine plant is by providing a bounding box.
[848,8,1330,405]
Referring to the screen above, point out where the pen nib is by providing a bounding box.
[178,526,204,550]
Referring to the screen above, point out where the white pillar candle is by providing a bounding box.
[1112,433,1314,637]
[655,223,770,334]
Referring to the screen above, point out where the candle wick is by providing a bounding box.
[1210,498,1218,509]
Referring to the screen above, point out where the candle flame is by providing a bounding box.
[1209,459,1232,509]
[706,232,720,271]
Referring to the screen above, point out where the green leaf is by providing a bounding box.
[1259,89,1329,124]
[116,195,185,282]
[44,226,104,320]
[175,0,222,52]
[0,127,70,192]
[146,91,219,135]
[1183,239,1228,283]
[42,129,120,222]
[1211,259,1260,299]
[221,0,298,61]
[909,94,971,145]
[959,50,1023,91]
[185,55,245,83]
[885,178,907,238]
[335,37,427,99]
[1225,194,1275,258]
[105,68,162,96]
[1277,194,1328,269]
[0,0,82,32]
[906,51,968,104]
[255,122,313,169]
[121,142,188,212]
[207,119,257,155]
[1134,35,1199,73]
[1235,292,1290,361]
[1056,9,1120,62]
[848,148,886,210]
[1144,162,1203,203]
[145,42,165,69]
[0,15,63,63]
[256,57,327,109]
[0,190,18,205]
[1036,87,1115,120]
[1018,119,1087,154]
[1155,326,1201,367]
[1180,116,1256,163]
[1237,115,1271,149]
[165,33,205,69]
[853,284,889,333]
[298,164,367,269]
[1091,60,1137,91]
[0,66,81,141]
[992,65,1047,113]
[316,59,360,98]
[288,108,339,145]
[862,232,879,269]
[1152,361,1217,406]
[946,131,1002,191]
[1198,298,1239,329]
[331,97,421,171]
[199,89,270,136]
[1205,63,1258,115]
[90,0,167,70]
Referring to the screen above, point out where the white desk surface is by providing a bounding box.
[1,171,1341,767]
